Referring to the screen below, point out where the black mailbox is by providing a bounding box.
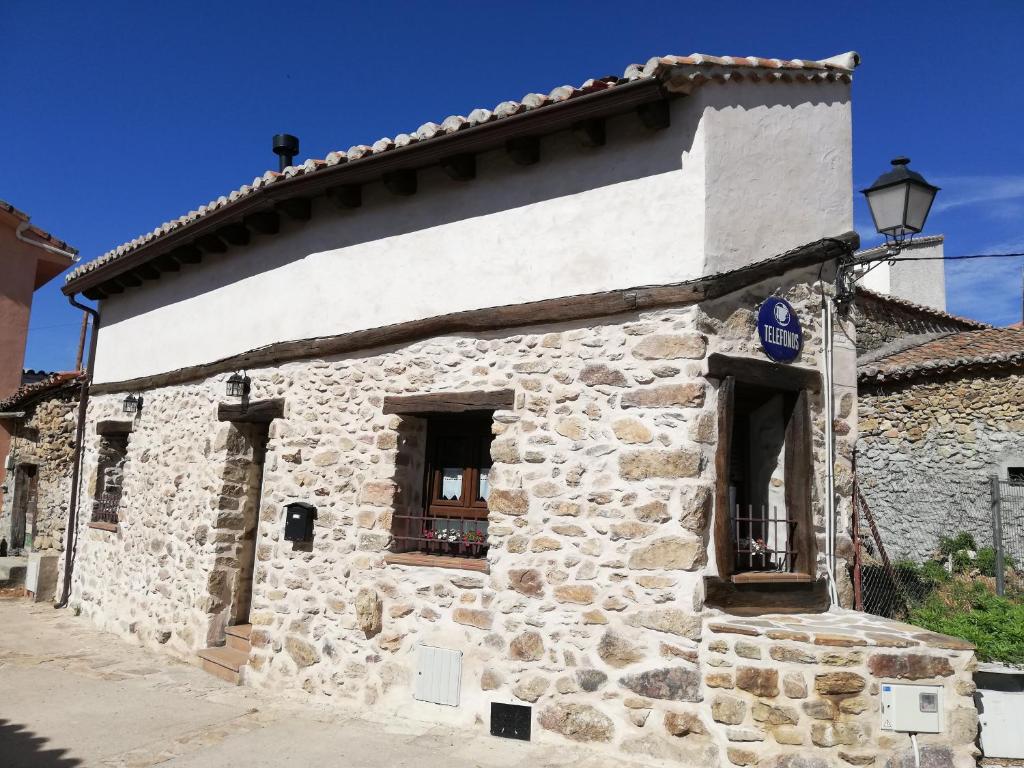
[283,502,317,542]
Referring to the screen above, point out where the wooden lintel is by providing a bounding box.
[440,154,476,181]
[276,197,312,221]
[506,136,540,166]
[137,263,162,280]
[154,254,181,272]
[571,118,606,148]
[329,184,362,209]
[171,245,203,264]
[382,389,515,415]
[82,286,107,301]
[637,100,671,130]
[244,210,280,235]
[706,353,821,392]
[218,223,250,247]
[217,398,286,424]
[382,170,417,196]
[196,234,228,254]
[96,419,134,435]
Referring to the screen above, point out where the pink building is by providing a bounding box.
[0,200,77,518]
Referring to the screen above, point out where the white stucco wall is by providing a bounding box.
[92,81,851,383]
[858,236,946,311]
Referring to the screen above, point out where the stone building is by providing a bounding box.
[0,372,82,555]
[57,51,977,766]
[859,327,1024,561]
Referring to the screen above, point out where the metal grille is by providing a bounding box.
[392,513,488,559]
[994,480,1024,569]
[732,505,797,572]
[91,493,121,525]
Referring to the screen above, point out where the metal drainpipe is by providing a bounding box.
[55,293,99,609]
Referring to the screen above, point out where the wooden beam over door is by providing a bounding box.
[383,389,515,415]
[217,398,286,423]
[706,353,821,392]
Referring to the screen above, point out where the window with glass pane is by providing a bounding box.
[392,413,494,560]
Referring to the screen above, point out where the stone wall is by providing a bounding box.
[63,265,899,766]
[0,384,78,554]
[858,371,1024,561]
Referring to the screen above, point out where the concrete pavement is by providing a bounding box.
[0,600,633,768]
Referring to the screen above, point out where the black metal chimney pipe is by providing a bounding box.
[272,134,299,172]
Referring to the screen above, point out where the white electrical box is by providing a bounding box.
[414,645,462,707]
[880,684,943,733]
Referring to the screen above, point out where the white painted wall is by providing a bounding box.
[92,81,851,383]
[857,236,946,311]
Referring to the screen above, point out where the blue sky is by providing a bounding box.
[5,0,1024,372]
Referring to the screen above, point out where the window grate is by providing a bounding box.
[391,512,488,559]
[732,504,797,573]
[91,493,121,525]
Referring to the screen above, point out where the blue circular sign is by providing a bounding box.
[757,297,802,363]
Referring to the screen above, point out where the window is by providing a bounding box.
[391,413,493,562]
[91,433,128,526]
[1008,467,1024,485]
[712,368,815,583]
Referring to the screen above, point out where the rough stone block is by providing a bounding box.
[736,666,779,697]
[619,667,701,702]
[538,703,614,742]
[619,449,701,480]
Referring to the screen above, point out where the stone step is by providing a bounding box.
[197,645,248,685]
[226,634,250,653]
[225,623,252,641]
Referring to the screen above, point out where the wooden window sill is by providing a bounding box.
[87,521,118,532]
[384,552,489,573]
[731,572,814,585]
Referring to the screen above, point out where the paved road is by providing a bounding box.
[0,600,626,768]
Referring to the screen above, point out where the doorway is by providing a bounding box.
[205,422,269,644]
[11,464,38,551]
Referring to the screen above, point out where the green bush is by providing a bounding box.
[976,547,1017,577]
[939,532,977,556]
[909,580,1024,664]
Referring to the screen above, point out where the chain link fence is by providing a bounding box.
[852,472,1022,619]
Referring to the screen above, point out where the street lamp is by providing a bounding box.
[226,371,250,398]
[861,157,940,253]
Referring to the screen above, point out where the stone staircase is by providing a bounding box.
[197,624,251,685]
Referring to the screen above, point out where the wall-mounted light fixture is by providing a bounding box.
[861,157,940,254]
[122,393,143,415]
[226,371,251,398]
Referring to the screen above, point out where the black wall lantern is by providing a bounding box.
[861,157,940,251]
[226,371,251,398]
[122,393,143,415]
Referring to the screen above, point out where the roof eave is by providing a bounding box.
[63,77,667,297]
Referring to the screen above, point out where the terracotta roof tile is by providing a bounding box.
[0,372,83,412]
[66,51,858,286]
[859,328,1024,384]
[855,286,989,332]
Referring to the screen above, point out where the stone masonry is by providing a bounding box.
[859,371,1024,561]
[60,265,977,766]
[0,379,79,554]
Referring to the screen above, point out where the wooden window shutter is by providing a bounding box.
[784,389,815,576]
[714,376,735,577]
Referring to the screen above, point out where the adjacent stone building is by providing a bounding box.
[0,372,81,555]
[858,327,1024,561]
[56,51,977,766]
